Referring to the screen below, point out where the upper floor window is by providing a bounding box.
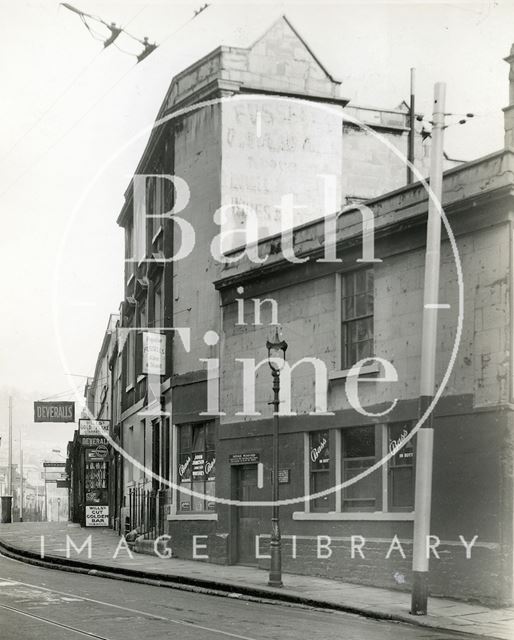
[341,268,374,369]
[127,329,135,387]
[153,281,164,329]
[125,224,134,283]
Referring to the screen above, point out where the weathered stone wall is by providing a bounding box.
[219,222,510,422]
[221,98,343,244]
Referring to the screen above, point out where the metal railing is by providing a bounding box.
[128,487,166,539]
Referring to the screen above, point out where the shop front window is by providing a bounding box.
[309,430,331,512]
[342,426,377,511]
[388,422,415,510]
[178,422,215,512]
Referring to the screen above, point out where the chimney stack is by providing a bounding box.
[504,44,514,149]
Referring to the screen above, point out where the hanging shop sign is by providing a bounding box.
[143,332,166,375]
[34,401,75,423]
[79,419,110,437]
[43,462,66,468]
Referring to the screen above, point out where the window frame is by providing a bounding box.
[308,430,333,512]
[338,267,375,371]
[177,421,216,513]
[303,423,415,518]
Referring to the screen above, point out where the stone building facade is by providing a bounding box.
[69,16,514,606]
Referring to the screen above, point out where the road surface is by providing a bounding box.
[0,551,479,640]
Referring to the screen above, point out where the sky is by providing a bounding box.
[0,0,512,459]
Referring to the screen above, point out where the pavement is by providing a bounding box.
[0,521,513,640]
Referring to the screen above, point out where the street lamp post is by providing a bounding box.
[266,328,287,588]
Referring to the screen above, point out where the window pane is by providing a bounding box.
[388,423,415,510]
[343,426,375,458]
[357,338,373,361]
[389,423,415,466]
[356,317,372,341]
[366,268,374,292]
[344,272,354,298]
[192,425,205,451]
[311,470,331,512]
[343,457,376,511]
[205,480,216,511]
[390,467,413,508]
[206,422,216,450]
[205,450,216,481]
[179,484,192,512]
[180,425,191,452]
[347,341,357,368]
[191,481,204,511]
[341,269,374,369]
[355,269,367,293]
[191,452,206,482]
[343,294,354,320]
[355,293,369,317]
[310,431,330,470]
[178,453,192,482]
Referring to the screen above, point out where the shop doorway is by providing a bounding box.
[235,464,263,565]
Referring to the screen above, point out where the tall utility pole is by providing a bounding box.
[411,82,446,616]
[19,442,24,522]
[407,68,416,184]
[7,396,13,496]
[44,465,48,522]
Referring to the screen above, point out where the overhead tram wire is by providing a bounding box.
[0,5,148,169]
[0,3,212,202]
[38,388,82,401]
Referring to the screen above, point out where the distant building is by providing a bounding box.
[68,314,120,527]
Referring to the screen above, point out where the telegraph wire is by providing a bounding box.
[0,5,148,170]
[0,3,212,202]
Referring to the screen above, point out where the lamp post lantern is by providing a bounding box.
[266,328,287,588]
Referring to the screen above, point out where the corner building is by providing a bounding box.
[114,17,514,605]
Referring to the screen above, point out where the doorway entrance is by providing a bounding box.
[235,464,264,565]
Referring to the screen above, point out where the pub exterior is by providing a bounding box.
[68,17,514,606]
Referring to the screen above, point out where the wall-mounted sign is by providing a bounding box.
[79,419,110,437]
[43,462,66,468]
[56,480,70,489]
[143,332,166,375]
[85,505,109,527]
[278,468,290,484]
[81,436,107,447]
[94,444,109,458]
[229,453,260,465]
[86,447,108,461]
[34,401,75,423]
[45,471,68,482]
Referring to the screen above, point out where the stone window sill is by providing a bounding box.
[328,363,379,380]
[167,513,218,521]
[292,511,414,521]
